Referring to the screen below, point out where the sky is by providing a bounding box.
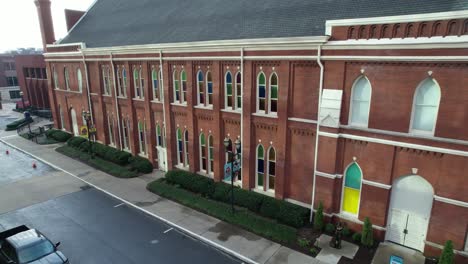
[0,0,95,53]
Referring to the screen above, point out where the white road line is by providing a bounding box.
[0,138,258,264]
[114,203,125,208]
[163,227,173,234]
[0,134,18,139]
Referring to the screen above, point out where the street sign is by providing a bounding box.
[233,160,241,173]
[390,255,403,264]
[224,163,232,181]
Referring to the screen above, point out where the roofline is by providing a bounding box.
[44,36,329,56]
[56,0,99,45]
[325,10,468,35]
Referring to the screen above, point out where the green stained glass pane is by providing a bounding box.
[156,125,161,135]
[237,97,241,107]
[209,147,214,159]
[257,173,264,186]
[257,145,264,158]
[345,163,362,190]
[227,84,232,95]
[270,73,278,85]
[259,73,265,85]
[177,129,182,139]
[271,86,278,99]
[133,69,139,79]
[200,134,205,145]
[152,70,157,80]
[138,122,144,131]
[175,80,179,91]
[181,71,187,81]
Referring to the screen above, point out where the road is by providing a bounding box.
[0,142,242,264]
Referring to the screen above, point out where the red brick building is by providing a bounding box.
[15,54,49,109]
[37,0,468,261]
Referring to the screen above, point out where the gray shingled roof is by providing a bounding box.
[59,0,468,48]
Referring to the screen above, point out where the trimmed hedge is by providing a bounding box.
[129,156,154,174]
[5,117,33,131]
[47,129,72,142]
[67,136,87,147]
[164,170,310,228]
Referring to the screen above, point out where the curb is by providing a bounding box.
[0,138,258,264]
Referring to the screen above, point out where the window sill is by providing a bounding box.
[221,109,241,114]
[133,98,145,101]
[194,105,213,110]
[138,153,148,158]
[348,123,368,129]
[252,113,278,119]
[109,143,116,148]
[103,94,112,97]
[252,188,275,197]
[170,102,187,107]
[197,170,213,178]
[151,100,163,104]
[409,129,435,137]
[222,179,242,187]
[175,164,189,171]
[123,148,131,153]
[117,96,127,99]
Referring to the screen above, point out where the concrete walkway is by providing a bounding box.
[0,135,327,264]
[372,242,425,264]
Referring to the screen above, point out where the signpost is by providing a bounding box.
[224,163,232,181]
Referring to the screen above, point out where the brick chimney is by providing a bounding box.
[35,0,56,51]
[65,9,85,32]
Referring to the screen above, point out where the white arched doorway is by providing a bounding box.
[386,175,434,251]
[70,108,79,136]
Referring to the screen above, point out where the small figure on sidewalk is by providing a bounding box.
[329,222,343,249]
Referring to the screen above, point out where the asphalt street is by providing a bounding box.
[0,187,242,264]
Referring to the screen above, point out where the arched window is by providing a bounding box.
[206,72,213,106]
[184,130,189,167]
[102,66,111,95]
[225,71,233,109]
[173,70,180,103]
[181,70,187,104]
[200,133,207,171]
[257,72,266,113]
[269,73,278,114]
[53,67,59,89]
[256,144,264,188]
[267,147,276,191]
[152,69,159,101]
[64,67,70,90]
[138,120,146,155]
[107,114,114,145]
[117,67,122,96]
[349,76,372,127]
[133,68,140,98]
[176,128,183,165]
[235,72,242,110]
[156,124,162,147]
[410,78,441,135]
[341,162,362,216]
[122,118,129,150]
[139,68,145,99]
[122,68,127,97]
[77,68,82,92]
[58,105,64,129]
[197,70,204,105]
[208,135,214,175]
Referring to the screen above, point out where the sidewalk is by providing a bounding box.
[0,135,326,264]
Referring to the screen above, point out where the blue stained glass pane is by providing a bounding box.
[226,72,232,83]
[178,141,183,151]
[153,80,158,88]
[208,83,213,93]
[176,92,180,100]
[257,159,264,173]
[198,71,203,81]
[259,86,266,97]
[158,136,162,145]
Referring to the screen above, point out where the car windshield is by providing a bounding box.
[18,240,54,263]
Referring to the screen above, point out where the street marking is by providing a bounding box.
[114,203,125,208]
[150,239,159,244]
[0,138,258,264]
[163,227,173,234]
[0,135,18,139]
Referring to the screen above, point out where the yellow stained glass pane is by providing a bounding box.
[342,187,360,215]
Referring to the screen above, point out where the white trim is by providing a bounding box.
[224,71,233,110]
[424,240,468,257]
[47,42,86,49]
[221,109,241,114]
[321,55,468,62]
[334,213,387,231]
[170,102,187,107]
[325,10,468,35]
[251,113,278,119]
[319,131,468,157]
[340,162,363,218]
[252,188,275,197]
[348,75,372,128]
[193,105,212,110]
[266,146,276,192]
[288,117,317,124]
[285,198,310,209]
[132,98,145,102]
[434,195,468,208]
[268,72,278,115]
[362,179,392,190]
[316,171,341,179]
[409,77,441,137]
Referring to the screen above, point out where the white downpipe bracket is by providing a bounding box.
[82,52,94,123]
[310,45,324,222]
[110,53,123,150]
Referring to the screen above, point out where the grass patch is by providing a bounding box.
[147,179,297,243]
[56,145,139,178]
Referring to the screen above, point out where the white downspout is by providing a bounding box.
[110,53,123,149]
[240,47,244,178]
[81,51,94,122]
[310,44,324,222]
[159,50,167,148]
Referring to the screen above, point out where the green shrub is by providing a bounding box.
[67,136,87,147]
[313,201,324,231]
[129,156,153,173]
[343,226,351,237]
[439,240,454,264]
[212,182,232,202]
[297,238,310,248]
[309,247,319,256]
[47,130,72,142]
[166,170,213,196]
[325,223,335,234]
[361,217,374,247]
[259,198,282,220]
[277,201,310,228]
[352,232,361,243]
[5,117,33,131]
[233,187,265,212]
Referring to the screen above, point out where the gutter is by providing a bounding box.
[159,50,167,150]
[240,47,244,177]
[81,51,94,123]
[110,53,123,149]
[310,44,324,222]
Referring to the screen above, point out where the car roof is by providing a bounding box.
[6,229,47,250]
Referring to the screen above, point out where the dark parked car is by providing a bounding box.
[0,225,68,264]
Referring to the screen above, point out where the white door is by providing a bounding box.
[387,208,429,251]
[70,109,79,136]
[157,146,168,172]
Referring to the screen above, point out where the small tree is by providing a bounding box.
[313,201,324,231]
[439,240,454,264]
[361,217,374,247]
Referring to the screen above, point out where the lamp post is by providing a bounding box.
[82,110,94,159]
[223,137,241,214]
